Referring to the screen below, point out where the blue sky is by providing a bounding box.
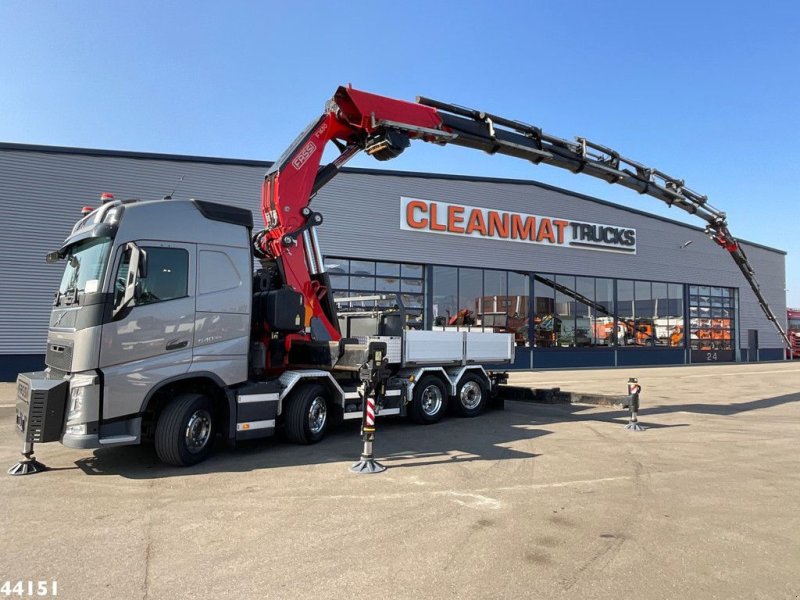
[2,0,799,305]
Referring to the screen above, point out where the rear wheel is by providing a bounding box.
[155,393,215,467]
[409,376,448,424]
[284,382,330,444]
[453,373,488,418]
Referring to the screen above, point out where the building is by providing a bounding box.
[0,143,788,380]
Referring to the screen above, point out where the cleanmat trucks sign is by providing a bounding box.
[400,197,637,254]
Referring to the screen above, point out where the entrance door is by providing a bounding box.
[747,329,759,362]
[99,241,196,420]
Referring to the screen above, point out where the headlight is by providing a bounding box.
[68,374,97,422]
[65,424,87,435]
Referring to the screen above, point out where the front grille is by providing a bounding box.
[46,343,73,372]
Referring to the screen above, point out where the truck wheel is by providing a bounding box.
[453,373,488,418]
[284,383,330,444]
[155,393,215,467]
[409,376,448,424]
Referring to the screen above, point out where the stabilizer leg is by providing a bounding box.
[8,444,47,476]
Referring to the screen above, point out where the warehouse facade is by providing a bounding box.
[0,143,788,380]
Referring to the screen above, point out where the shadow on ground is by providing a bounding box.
[66,391,799,479]
[74,407,549,479]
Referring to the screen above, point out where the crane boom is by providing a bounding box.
[256,86,789,366]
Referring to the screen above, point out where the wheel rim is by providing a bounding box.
[185,409,212,454]
[460,381,483,410]
[420,384,443,416]
[308,396,327,434]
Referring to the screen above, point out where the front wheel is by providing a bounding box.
[409,376,448,424]
[453,373,488,418]
[284,382,330,444]
[155,393,215,467]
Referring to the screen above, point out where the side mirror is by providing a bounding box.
[113,242,145,319]
[138,247,148,278]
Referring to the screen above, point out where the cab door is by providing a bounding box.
[99,241,196,421]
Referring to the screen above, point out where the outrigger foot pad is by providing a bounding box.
[624,422,646,432]
[8,458,47,476]
[350,458,386,474]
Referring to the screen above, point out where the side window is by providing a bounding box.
[114,246,189,307]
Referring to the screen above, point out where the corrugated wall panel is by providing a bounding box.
[0,146,787,355]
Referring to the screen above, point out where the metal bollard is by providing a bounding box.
[624,377,646,431]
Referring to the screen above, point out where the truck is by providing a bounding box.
[787,308,800,358]
[10,85,793,474]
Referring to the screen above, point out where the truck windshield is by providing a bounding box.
[789,319,800,329]
[58,237,113,298]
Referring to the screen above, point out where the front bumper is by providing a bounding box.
[16,371,104,449]
[61,431,101,449]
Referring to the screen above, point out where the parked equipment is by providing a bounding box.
[10,85,789,472]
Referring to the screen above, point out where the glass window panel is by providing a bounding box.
[574,277,592,318]
[349,260,375,275]
[350,276,375,291]
[376,262,400,277]
[618,280,657,347]
[554,275,576,347]
[711,287,724,297]
[617,280,634,320]
[480,270,507,333]
[328,274,349,290]
[324,257,349,274]
[402,264,423,278]
[594,278,615,347]
[133,247,189,306]
[508,272,530,346]
[458,268,483,325]
[401,279,423,294]
[376,277,400,292]
[634,281,654,319]
[668,283,685,347]
[574,277,596,347]
[432,266,458,327]
[652,283,668,317]
[483,270,507,297]
[533,274,556,348]
[400,294,423,309]
[699,286,710,296]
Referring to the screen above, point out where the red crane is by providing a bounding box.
[254,85,790,369]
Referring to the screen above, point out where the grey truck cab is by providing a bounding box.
[17,198,253,457]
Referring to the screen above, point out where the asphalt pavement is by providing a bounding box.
[0,362,799,599]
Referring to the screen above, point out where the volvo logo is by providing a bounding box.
[53,311,67,327]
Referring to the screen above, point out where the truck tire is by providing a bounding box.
[409,375,448,424]
[155,393,215,467]
[284,382,330,444]
[453,372,488,418]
